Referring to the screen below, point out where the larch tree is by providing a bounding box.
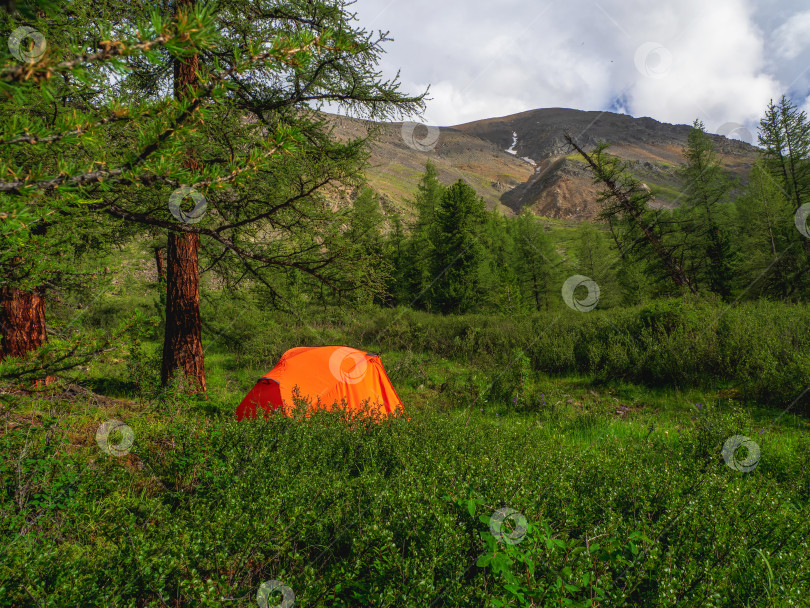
[480,210,521,314]
[756,96,810,299]
[160,0,205,391]
[512,210,559,312]
[403,160,444,309]
[733,160,803,300]
[0,2,135,373]
[759,96,810,213]
[574,221,620,308]
[343,186,389,306]
[675,119,736,300]
[0,0,425,391]
[429,179,488,314]
[564,132,698,296]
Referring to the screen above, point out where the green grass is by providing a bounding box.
[564,152,588,162]
[647,182,684,202]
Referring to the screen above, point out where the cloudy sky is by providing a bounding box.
[333,0,810,139]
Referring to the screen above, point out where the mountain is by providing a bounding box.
[326,107,759,222]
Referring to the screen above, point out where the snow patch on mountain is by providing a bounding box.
[505,131,518,155]
[504,131,537,167]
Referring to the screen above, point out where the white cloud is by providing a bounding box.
[774,11,810,59]
[328,0,810,134]
[623,0,780,129]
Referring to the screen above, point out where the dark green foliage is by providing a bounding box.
[383,165,563,315]
[675,120,737,299]
[720,97,810,301]
[3,241,810,606]
[344,186,390,305]
[758,96,810,213]
[413,159,444,230]
[511,211,560,312]
[563,101,810,306]
[0,0,425,385]
[478,211,522,314]
[345,299,810,411]
[566,135,696,295]
[397,161,446,308]
[573,221,620,308]
[732,161,802,299]
[429,180,489,314]
[3,20,810,608]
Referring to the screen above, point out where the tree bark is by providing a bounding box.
[531,271,541,311]
[0,285,47,361]
[160,0,206,392]
[154,247,166,280]
[161,232,206,391]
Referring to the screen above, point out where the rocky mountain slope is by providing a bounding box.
[326,107,759,222]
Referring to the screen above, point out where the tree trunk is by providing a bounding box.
[531,271,541,311]
[0,285,46,360]
[154,247,166,280]
[161,232,206,392]
[160,0,206,392]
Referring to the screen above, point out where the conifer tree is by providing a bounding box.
[755,96,810,299]
[733,161,804,299]
[404,161,445,307]
[381,212,409,306]
[676,119,736,299]
[758,96,810,212]
[574,221,620,308]
[480,210,521,313]
[564,133,697,295]
[345,186,389,305]
[512,211,559,311]
[430,180,487,314]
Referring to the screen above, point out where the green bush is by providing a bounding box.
[1,399,807,607]
[341,299,810,412]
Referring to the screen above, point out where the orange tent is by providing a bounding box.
[236,346,404,420]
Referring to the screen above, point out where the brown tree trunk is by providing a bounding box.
[160,0,206,392]
[0,285,47,360]
[531,271,541,311]
[154,247,166,280]
[161,232,206,391]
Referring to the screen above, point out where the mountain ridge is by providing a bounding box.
[326,107,759,221]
